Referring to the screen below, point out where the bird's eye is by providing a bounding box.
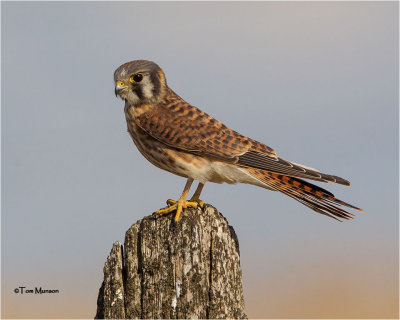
[129,73,143,83]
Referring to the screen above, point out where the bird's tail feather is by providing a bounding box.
[241,167,362,221]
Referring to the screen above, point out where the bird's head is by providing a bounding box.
[114,60,167,106]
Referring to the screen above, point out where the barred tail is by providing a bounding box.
[242,168,363,221]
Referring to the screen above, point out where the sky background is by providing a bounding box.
[1,1,398,319]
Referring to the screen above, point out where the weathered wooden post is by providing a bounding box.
[95,204,246,319]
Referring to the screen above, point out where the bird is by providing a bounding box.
[114,59,362,222]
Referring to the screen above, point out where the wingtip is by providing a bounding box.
[334,176,351,186]
[339,178,351,186]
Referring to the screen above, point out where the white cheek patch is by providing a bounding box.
[141,77,154,99]
[127,91,140,105]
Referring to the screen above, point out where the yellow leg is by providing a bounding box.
[189,182,205,207]
[155,178,198,221]
[168,182,206,207]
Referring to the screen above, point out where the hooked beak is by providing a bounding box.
[115,81,128,96]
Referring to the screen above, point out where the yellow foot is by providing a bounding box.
[155,199,198,221]
[189,198,205,207]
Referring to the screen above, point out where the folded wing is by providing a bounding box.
[135,96,350,186]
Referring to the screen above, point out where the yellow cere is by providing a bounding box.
[117,80,126,87]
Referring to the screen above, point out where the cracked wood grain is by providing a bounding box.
[95,204,246,319]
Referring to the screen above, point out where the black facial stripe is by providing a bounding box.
[150,72,160,98]
[133,84,144,100]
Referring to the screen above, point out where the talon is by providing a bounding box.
[155,199,198,221]
[166,199,177,206]
[189,196,205,207]
[174,200,198,221]
[155,205,177,215]
[197,199,205,207]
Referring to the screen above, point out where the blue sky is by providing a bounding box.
[2,2,398,318]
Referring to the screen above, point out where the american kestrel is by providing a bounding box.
[114,60,362,222]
